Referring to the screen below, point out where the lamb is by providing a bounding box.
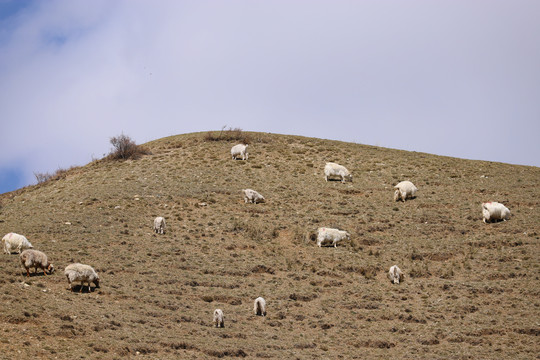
[394,181,418,202]
[64,263,100,292]
[482,202,511,223]
[231,144,249,160]
[2,233,33,254]
[20,249,54,277]
[254,297,266,316]
[387,265,404,284]
[324,162,352,183]
[242,189,265,204]
[213,309,224,328]
[316,227,350,248]
[153,216,166,234]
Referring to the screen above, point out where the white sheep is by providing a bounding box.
[242,189,265,204]
[394,181,418,202]
[153,216,166,234]
[2,233,33,254]
[387,265,404,284]
[482,202,511,223]
[64,263,100,292]
[231,144,249,160]
[254,297,266,316]
[213,309,224,328]
[324,162,352,183]
[316,227,350,248]
[20,249,54,277]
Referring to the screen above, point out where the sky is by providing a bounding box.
[1,0,539,194]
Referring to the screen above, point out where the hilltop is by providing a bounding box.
[0,131,538,359]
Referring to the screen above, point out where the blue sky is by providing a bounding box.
[1,0,539,194]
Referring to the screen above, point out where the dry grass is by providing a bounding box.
[33,166,81,185]
[204,127,251,144]
[0,131,538,359]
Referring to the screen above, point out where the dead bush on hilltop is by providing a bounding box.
[204,126,251,143]
[108,134,151,160]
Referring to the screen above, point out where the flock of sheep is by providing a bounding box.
[1,233,100,292]
[1,141,512,328]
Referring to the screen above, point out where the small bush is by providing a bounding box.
[108,134,151,160]
[34,166,78,185]
[204,126,251,143]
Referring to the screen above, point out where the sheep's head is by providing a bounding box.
[93,277,100,288]
[482,204,490,221]
[394,190,400,201]
[46,263,55,274]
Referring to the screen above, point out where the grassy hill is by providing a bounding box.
[0,131,538,359]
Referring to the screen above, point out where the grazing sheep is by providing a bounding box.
[394,181,418,202]
[316,227,350,248]
[324,162,352,183]
[20,249,54,277]
[231,144,249,160]
[254,297,266,316]
[482,202,511,223]
[154,216,166,234]
[64,263,100,292]
[213,309,224,328]
[242,189,265,204]
[387,265,404,284]
[2,233,33,254]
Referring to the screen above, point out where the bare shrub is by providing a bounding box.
[108,134,151,160]
[34,166,78,185]
[34,172,53,184]
[204,126,251,144]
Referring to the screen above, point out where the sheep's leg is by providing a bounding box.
[79,282,84,293]
[26,268,30,277]
[42,267,48,276]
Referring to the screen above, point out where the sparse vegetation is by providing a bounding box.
[0,131,538,359]
[33,166,79,185]
[204,126,251,143]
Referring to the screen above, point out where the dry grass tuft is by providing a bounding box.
[33,166,80,185]
[204,126,251,144]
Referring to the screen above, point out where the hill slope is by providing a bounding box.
[1,132,539,359]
